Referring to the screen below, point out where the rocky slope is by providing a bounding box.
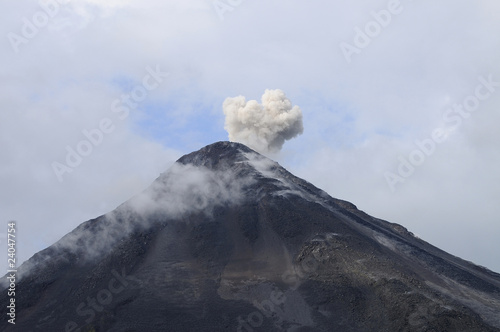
[1,141,499,331]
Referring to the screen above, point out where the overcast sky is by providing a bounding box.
[1,0,499,273]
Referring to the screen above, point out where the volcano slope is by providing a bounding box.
[1,141,500,332]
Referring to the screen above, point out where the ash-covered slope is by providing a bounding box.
[2,141,500,332]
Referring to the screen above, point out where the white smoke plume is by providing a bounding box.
[223,89,304,153]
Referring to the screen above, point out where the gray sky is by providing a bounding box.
[1,0,499,273]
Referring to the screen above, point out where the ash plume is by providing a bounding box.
[223,89,304,153]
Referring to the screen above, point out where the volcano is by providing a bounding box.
[2,141,500,331]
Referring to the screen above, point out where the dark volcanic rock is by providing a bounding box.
[2,141,500,331]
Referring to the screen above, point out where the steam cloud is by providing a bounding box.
[223,89,304,153]
[8,162,254,284]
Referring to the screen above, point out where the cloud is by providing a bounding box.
[6,159,255,284]
[126,162,252,218]
[223,89,303,153]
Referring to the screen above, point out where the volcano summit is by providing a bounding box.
[2,141,500,331]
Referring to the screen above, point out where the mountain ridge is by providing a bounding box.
[2,141,500,331]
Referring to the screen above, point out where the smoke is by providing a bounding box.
[223,89,304,153]
[6,162,255,284]
[126,162,253,218]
